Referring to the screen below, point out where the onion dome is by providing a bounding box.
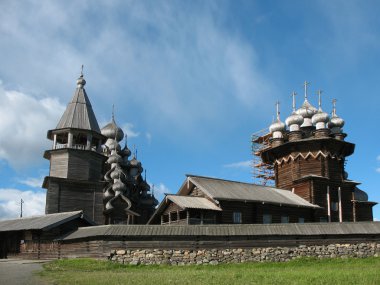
[101,109,124,142]
[327,99,345,134]
[311,90,329,130]
[120,140,131,158]
[296,81,317,127]
[107,150,123,165]
[76,75,86,88]
[110,167,123,180]
[129,156,143,177]
[285,92,304,132]
[269,101,285,139]
[112,179,127,193]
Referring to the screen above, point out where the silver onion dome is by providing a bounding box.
[112,179,127,192]
[285,113,304,130]
[311,90,329,129]
[76,75,86,88]
[327,99,344,133]
[312,110,329,126]
[269,120,285,134]
[107,151,123,165]
[269,101,285,139]
[101,118,124,142]
[296,100,317,128]
[296,81,317,127]
[105,138,121,152]
[328,115,345,128]
[286,91,304,131]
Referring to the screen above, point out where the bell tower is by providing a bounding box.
[43,71,107,224]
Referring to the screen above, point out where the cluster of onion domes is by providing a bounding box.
[268,82,345,139]
[101,113,158,219]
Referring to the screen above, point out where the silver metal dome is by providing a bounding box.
[101,119,124,142]
[107,152,123,165]
[269,120,285,134]
[311,90,329,129]
[269,101,285,138]
[327,99,344,133]
[295,81,317,127]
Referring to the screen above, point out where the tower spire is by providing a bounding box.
[332,99,337,116]
[317,90,323,110]
[275,101,281,121]
[80,64,84,76]
[291,91,297,113]
[304,81,310,101]
[112,104,115,121]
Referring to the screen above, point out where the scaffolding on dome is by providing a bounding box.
[251,128,275,186]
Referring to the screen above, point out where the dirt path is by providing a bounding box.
[0,259,50,285]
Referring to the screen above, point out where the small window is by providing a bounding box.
[233,212,242,224]
[298,217,305,223]
[319,217,328,223]
[263,214,272,224]
[331,202,339,212]
[281,216,289,223]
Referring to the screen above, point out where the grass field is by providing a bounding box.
[38,257,380,285]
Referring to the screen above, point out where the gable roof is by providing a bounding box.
[55,85,100,133]
[147,175,319,224]
[166,195,222,211]
[0,211,95,232]
[182,175,319,209]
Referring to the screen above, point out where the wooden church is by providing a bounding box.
[149,82,376,225]
[43,72,158,225]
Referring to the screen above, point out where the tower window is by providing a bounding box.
[298,217,305,223]
[233,212,242,224]
[331,202,339,211]
[263,214,272,224]
[281,216,289,223]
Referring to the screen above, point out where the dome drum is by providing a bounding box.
[288,130,303,141]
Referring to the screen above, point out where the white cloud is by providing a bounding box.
[149,183,171,199]
[122,123,140,139]
[0,83,65,169]
[223,160,252,169]
[18,176,44,188]
[0,1,275,141]
[0,188,45,220]
[376,168,380,174]
[377,155,380,161]
[145,132,152,144]
[374,218,379,221]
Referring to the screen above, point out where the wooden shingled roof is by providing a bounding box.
[55,84,101,133]
[0,211,95,232]
[183,175,320,208]
[61,222,380,240]
[166,195,222,211]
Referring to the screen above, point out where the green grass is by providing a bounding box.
[38,257,380,285]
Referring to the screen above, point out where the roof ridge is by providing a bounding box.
[186,173,280,190]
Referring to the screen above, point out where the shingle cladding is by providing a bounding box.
[0,211,92,232]
[56,87,100,132]
[187,175,319,208]
[61,222,380,240]
[166,195,222,211]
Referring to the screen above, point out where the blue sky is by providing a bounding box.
[0,0,379,220]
